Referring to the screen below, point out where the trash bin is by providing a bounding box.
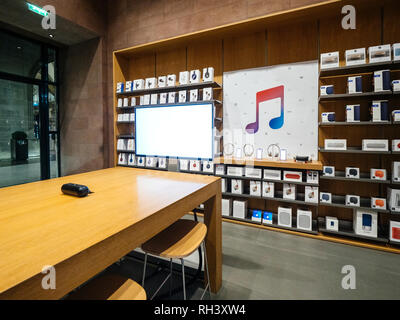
[11,131,28,162]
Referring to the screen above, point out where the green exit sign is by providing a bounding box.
[27,2,49,17]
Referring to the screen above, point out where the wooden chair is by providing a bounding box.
[141,219,211,300]
[67,273,146,300]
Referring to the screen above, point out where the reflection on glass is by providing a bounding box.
[48,48,56,83]
[49,133,59,178]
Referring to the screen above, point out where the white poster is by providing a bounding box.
[223,61,319,160]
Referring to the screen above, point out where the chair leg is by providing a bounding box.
[169,258,173,298]
[202,241,212,300]
[181,258,186,300]
[142,253,148,287]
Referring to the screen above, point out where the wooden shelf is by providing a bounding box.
[320,171,391,184]
[319,147,391,155]
[117,100,222,110]
[319,121,392,127]
[319,91,393,101]
[319,195,389,213]
[117,121,135,124]
[117,135,135,139]
[319,61,399,77]
[214,157,323,170]
[116,150,135,153]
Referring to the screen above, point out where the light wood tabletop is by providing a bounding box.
[0,167,222,299]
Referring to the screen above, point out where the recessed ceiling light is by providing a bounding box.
[49,34,54,38]
[17,46,22,50]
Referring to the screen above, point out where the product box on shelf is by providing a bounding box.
[390,220,400,243]
[215,164,225,176]
[167,74,176,87]
[324,139,347,150]
[190,70,201,84]
[320,85,334,95]
[388,188,400,212]
[250,181,261,197]
[116,82,124,93]
[346,104,360,122]
[158,158,167,169]
[297,209,313,231]
[179,159,189,171]
[117,139,127,151]
[263,212,273,225]
[202,161,214,173]
[145,78,157,89]
[283,183,296,200]
[245,167,262,179]
[393,162,400,182]
[131,97,136,107]
[345,48,366,66]
[203,67,214,82]
[283,171,303,183]
[371,100,389,122]
[362,139,389,151]
[117,98,123,108]
[371,197,386,210]
[326,216,339,231]
[320,51,340,69]
[373,70,391,92]
[306,171,319,184]
[158,76,167,88]
[123,98,129,107]
[370,168,387,180]
[233,200,247,219]
[320,192,332,203]
[190,89,198,102]
[346,195,360,207]
[221,178,226,193]
[231,179,243,194]
[127,139,135,151]
[394,43,400,61]
[323,166,335,177]
[134,79,145,90]
[160,93,168,104]
[392,140,400,152]
[127,154,135,167]
[179,91,187,103]
[168,92,176,104]
[264,169,281,180]
[393,110,400,122]
[150,94,158,105]
[369,44,392,63]
[117,114,124,122]
[393,80,400,92]
[227,166,244,177]
[122,113,130,122]
[347,76,362,94]
[305,186,319,203]
[136,156,145,167]
[251,210,262,223]
[189,160,201,172]
[143,94,150,105]
[125,81,133,92]
[222,199,232,217]
[278,207,292,227]
[262,182,275,198]
[179,71,190,85]
[146,157,158,168]
[321,112,336,123]
[346,167,360,179]
[203,87,213,101]
[353,209,378,238]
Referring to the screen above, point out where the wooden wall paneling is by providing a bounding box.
[155,47,187,82]
[267,20,319,66]
[383,1,400,44]
[128,53,156,81]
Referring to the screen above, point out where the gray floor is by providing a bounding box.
[108,217,400,300]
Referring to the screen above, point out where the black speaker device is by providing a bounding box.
[62,183,93,198]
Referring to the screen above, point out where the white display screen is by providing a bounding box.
[135,103,214,160]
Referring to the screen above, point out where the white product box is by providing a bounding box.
[393,110,400,122]
[326,216,339,231]
[346,104,360,122]
[203,67,214,82]
[125,81,133,92]
[348,76,362,94]
[250,181,261,197]
[202,161,214,173]
[394,43,400,61]
[189,70,201,84]
[346,167,360,179]
[374,70,391,92]
[215,164,225,176]
[190,89,198,102]
[346,195,360,207]
[283,183,296,200]
[150,94,158,105]
[393,80,400,92]
[227,166,244,177]
[118,153,127,165]
[222,199,232,217]
[278,207,292,227]
[203,87,213,101]
[231,179,243,194]
[305,186,319,203]
[167,74,176,87]
[370,168,387,180]
[323,166,335,177]
[221,178,226,193]
[320,51,339,69]
[245,167,262,179]
[306,171,319,184]
[179,71,190,85]
[127,139,135,151]
[264,169,281,181]
[189,160,201,172]
[371,100,389,122]
[159,93,168,104]
[297,209,312,231]
[321,112,336,123]
[353,209,378,238]
[388,188,400,212]
[117,139,126,151]
[392,140,400,152]
[362,139,389,151]
[233,200,247,219]
[320,192,332,203]
[262,182,275,198]
[133,79,145,90]
[283,171,303,183]
[263,212,273,225]
[158,158,167,169]
[178,91,187,103]
[325,139,347,150]
[390,220,400,243]
[251,210,262,223]
[179,159,189,171]
[320,85,334,96]
[368,44,391,63]
[117,114,124,122]
[116,82,124,93]
[371,197,386,210]
[136,156,145,167]
[117,98,123,108]
[122,113,130,122]
[145,77,157,89]
[158,76,167,88]
[146,157,158,168]
[393,162,400,182]
[131,97,136,107]
[345,48,366,66]
[168,92,176,104]
[143,94,150,105]
[127,154,135,166]
[129,113,134,121]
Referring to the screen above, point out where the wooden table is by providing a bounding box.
[0,167,222,300]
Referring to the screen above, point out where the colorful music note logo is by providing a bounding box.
[245,85,284,134]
